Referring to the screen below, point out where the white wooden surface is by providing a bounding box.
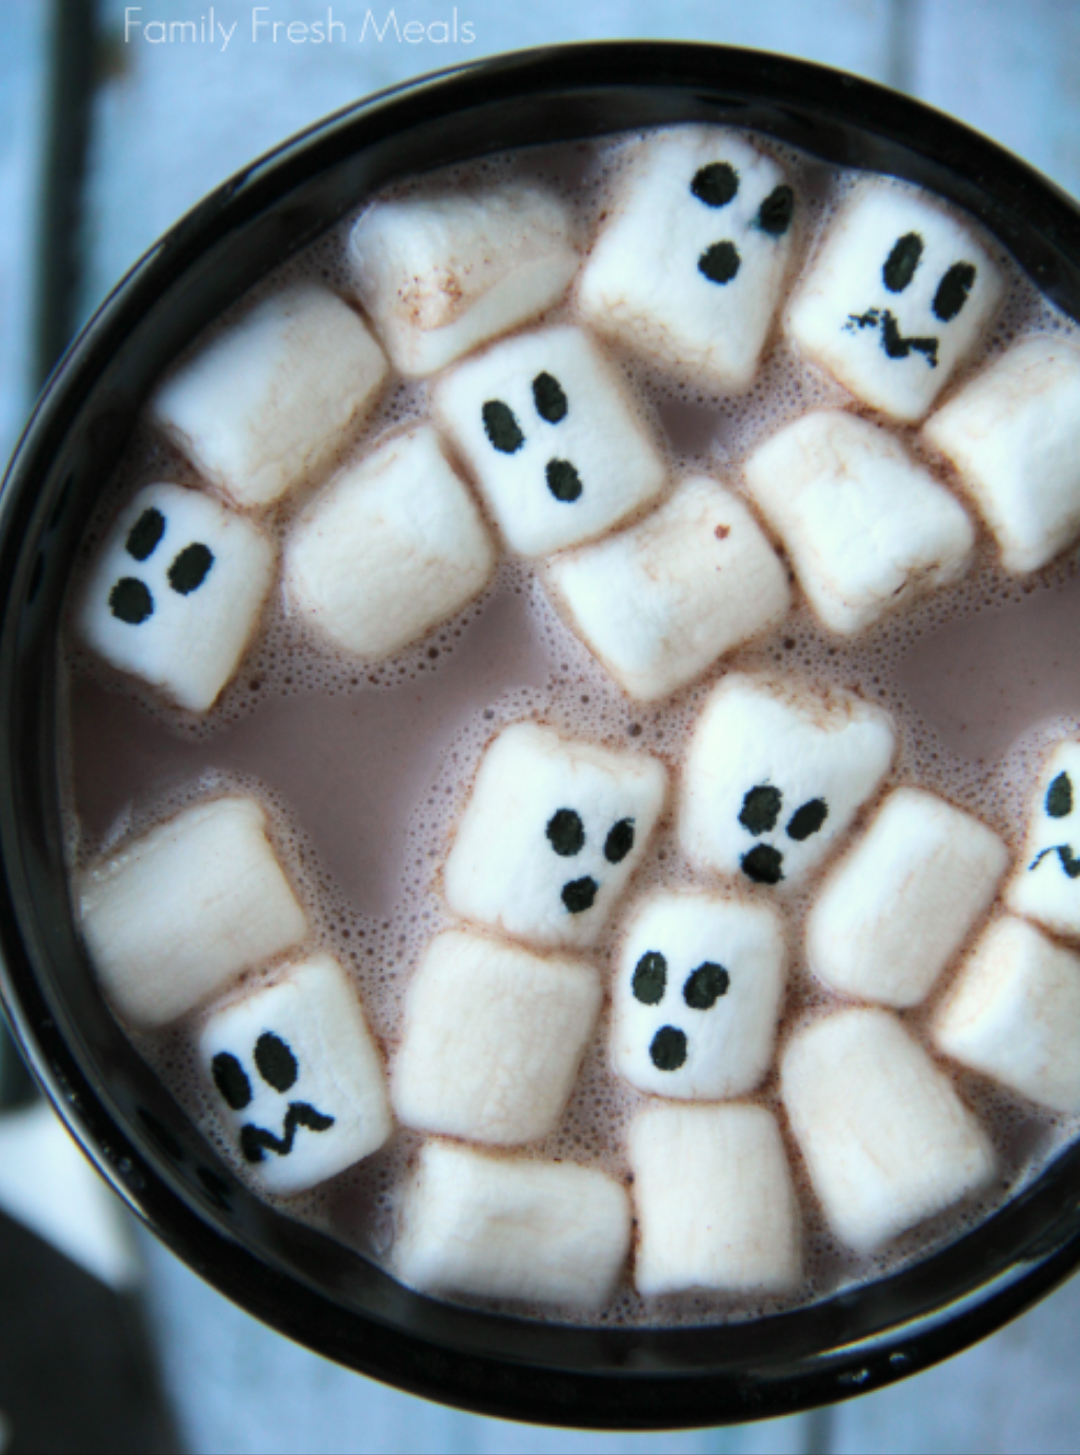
[6,1,1080,1450]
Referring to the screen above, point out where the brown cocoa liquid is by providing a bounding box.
[59,129,1080,1327]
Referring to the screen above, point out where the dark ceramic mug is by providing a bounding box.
[3,42,1080,1431]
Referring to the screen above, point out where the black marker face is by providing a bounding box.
[1028,769,1080,880]
[545,808,637,916]
[845,233,979,369]
[690,163,794,289]
[212,1027,336,1166]
[630,945,732,1075]
[107,506,216,625]
[482,371,582,503]
[737,784,829,884]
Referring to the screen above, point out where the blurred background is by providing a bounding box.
[3,1,1080,1450]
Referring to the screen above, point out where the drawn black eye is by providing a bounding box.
[212,1052,252,1111]
[109,577,154,625]
[739,784,782,835]
[786,798,828,842]
[254,1032,298,1093]
[691,162,739,208]
[482,399,524,453]
[933,262,977,322]
[604,818,635,864]
[756,185,794,236]
[533,372,568,424]
[547,808,585,856]
[698,241,741,285]
[883,232,924,293]
[1047,771,1073,819]
[168,543,214,595]
[683,961,729,1010]
[632,950,667,1005]
[125,508,165,561]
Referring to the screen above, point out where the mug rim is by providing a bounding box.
[3,39,1080,1429]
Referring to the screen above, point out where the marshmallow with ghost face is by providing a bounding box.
[391,929,601,1145]
[744,410,975,636]
[787,180,1004,422]
[432,326,667,557]
[679,673,896,890]
[612,891,786,1100]
[629,1103,801,1297]
[153,282,388,510]
[283,426,496,660]
[933,916,1080,1114]
[923,337,1080,574]
[80,796,309,1028]
[444,723,667,951]
[578,126,798,390]
[78,483,275,713]
[394,1140,631,1310]
[348,180,579,377]
[200,953,393,1196]
[1006,742,1080,941]
[544,475,790,702]
[807,787,1010,1008]
[781,1007,996,1255]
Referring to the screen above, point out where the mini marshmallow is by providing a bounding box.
[283,426,496,659]
[443,722,667,951]
[933,916,1080,1114]
[744,409,975,635]
[348,181,579,377]
[153,282,388,509]
[923,336,1080,574]
[578,126,798,390]
[679,672,895,890]
[1006,741,1080,941]
[200,953,392,1195]
[629,1103,800,1297]
[781,1008,996,1254]
[392,929,601,1145]
[394,1140,631,1309]
[545,475,789,701]
[807,788,1009,1008]
[612,891,786,1100]
[787,179,1004,422]
[78,483,274,713]
[432,325,667,557]
[80,796,309,1028]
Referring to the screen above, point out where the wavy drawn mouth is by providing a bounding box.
[239,1101,336,1163]
[846,307,939,366]
[1030,843,1080,879]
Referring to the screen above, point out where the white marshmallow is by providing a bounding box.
[612,891,786,1100]
[348,181,579,377]
[199,953,392,1195]
[679,672,895,891]
[443,722,667,951]
[283,426,496,660]
[933,916,1080,1114]
[787,180,1004,422]
[394,1140,631,1309]
[1006,741,1080,941]
[807,787,1009,1008]
[923,336,1080,574]
[80,797,309,1028]
[153,282,388,509]
[545,475,789,702]
[578,126,797,391]
[744,409,975,635]
[780,1008,996,1254]
[629,1103,801,1297]
[392,929,601,1146]
[432,325,667,557]
[77,483,274,713]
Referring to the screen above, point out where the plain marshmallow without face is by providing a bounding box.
[629,1103,801,1297]
[283,426,496,659]
[578,126,798,391]
[80,797,309,1028]
[612,891,786,1100]
[200,953,392,1196]
[392,929,601,1145]
[443,722,667,951]
[432,325,667,557]
[808,787,1009,1008]
[933,916,1080,1114]
[153,282,388,510]
[679,672,896,890]
[348,181,579,377]
[781,1008,996,1254]
[394,1140,631,1309]
[78,482,275,713]
[545,475,790,701]
[1006,741,1080,941]
[787,180,1003,422]
[744,409,975,635]
[923,336,1080,574]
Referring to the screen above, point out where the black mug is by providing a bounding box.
[3,42,1080,1430]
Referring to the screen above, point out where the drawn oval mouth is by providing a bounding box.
[240,1102,336,1163]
